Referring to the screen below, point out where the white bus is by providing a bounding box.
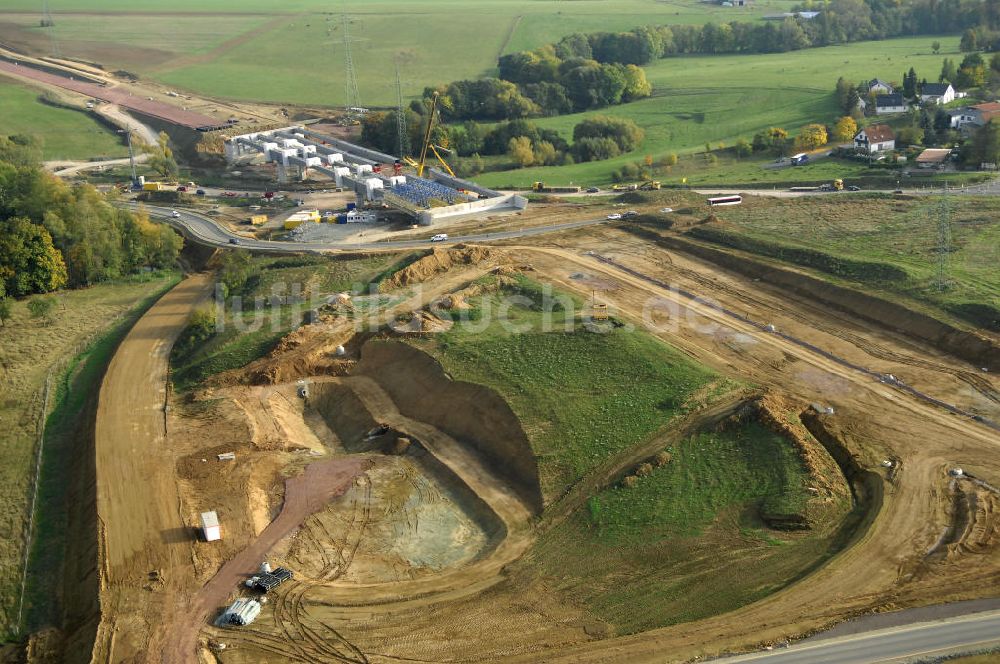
[707,195,742,206]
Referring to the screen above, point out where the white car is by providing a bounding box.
[430,233,449,242]
[659,207,674,213]
[606,213,622,220]
[170,210,181,218]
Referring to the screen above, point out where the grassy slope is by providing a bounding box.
[696,193,1000,321]
[516,420,849,635]
[0,272,178,636]
[411,285,721,501]
[0,81,126,160]
[477,35,963,187]
[171,254,399,390]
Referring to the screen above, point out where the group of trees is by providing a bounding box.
[502,115,645,168]
[425,50,652,122]
[362,111,646,172]
[0,134,183,304]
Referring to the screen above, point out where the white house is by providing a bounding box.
[866,78,894,95]
[854,124,896,154]
[919,83,955,105]
[875,93,907,115]
[948,102,1000,130]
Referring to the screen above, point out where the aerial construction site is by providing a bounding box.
[2,3,1000,664]
[72,193,1000,663]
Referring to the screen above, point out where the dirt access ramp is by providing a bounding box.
[91,274,213,663]
[161,456,367,664]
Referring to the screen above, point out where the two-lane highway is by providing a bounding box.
[123,201,617,252]
[710,609,1000,663]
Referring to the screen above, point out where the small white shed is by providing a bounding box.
[201,510,221,542]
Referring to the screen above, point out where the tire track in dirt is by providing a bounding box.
[161,456,367,663]
[633,247,1000,406]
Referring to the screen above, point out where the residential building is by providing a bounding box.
[866,79,894,95]
[947,102,1000,130]
[854,124,896,153]
[875,93,907,115]
[919,83,955,105]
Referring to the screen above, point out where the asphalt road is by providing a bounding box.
[123,201,617,252]
[710,609,1000,663]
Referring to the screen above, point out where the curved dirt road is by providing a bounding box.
[92,274,213,663]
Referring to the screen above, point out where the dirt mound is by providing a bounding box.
[381,246,501,291]
[720,393,852,529]
[217,318,364,386]
[391,310,454,334]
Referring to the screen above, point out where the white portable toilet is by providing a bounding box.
[200,511,221,542]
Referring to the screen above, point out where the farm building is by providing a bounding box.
[915,148,951,168]
[854,124,895,154]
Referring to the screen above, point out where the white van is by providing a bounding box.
[430,233,448,242]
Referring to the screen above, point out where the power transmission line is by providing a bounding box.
[342,11,361,113]
[41,0,61,59]
[394,63,410,158]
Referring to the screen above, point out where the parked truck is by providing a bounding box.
[612,183,639,191]
[143,182,163,191]
[532,182,581,194]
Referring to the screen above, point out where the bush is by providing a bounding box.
[573,137,621,162]
[572,115,645,152]
[27,296,56,320]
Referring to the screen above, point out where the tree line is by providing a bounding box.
[0,134,183,306]
[362,112,645,173]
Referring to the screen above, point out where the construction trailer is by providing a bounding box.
[200,511,221,541]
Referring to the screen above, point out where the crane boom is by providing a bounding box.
[416,92,439,178]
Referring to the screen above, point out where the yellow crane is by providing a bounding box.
[408,92,455,178]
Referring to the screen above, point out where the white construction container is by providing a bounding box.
[201,511,221,542]
[355,164,373,176]
[326,153,344,164]
[299,145,317,156]
[304,156,322,167]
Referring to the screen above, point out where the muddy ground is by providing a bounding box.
[85,219,1000,664]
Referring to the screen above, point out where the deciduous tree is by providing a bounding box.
[833,116,858,143]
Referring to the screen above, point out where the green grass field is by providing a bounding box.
[0,0,854,108]
[410,279,722,501]
[686,193,1000,328]
[476,35,963,187]
[0,272,178,636]
[0,81,126,160]
[514,419,851,635]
